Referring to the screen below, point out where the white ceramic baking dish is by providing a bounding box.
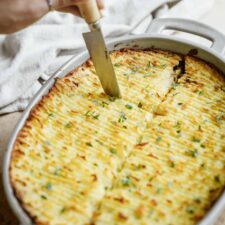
[3,18,225,225]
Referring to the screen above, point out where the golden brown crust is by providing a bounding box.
[9,49,225,225]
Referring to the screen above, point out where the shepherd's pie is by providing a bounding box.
[10,49,225,225]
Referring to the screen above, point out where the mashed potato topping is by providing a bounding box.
[10,49,225,225]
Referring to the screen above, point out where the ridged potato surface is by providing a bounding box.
[10,50,225,225]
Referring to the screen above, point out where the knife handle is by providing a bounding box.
[77,0,101,24]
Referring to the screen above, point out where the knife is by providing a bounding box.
[77,0,121,98]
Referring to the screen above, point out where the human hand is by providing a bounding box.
[0,0,104,34]
[54,0,104,18]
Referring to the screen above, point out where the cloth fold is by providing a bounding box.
[0,0,214,114]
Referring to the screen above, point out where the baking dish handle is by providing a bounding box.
[147,18,225,55]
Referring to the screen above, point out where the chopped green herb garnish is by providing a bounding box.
[203,119,208,123]
[65,122,72,128]
[172,82,179,89]
[198,90,204,96]
[109,96,116,102]
[124,74,130,80]
[93,163,98,167]
[125,104,133,110]
[48,113,54,117]
[114,63,121,67]
[109,148,117,154]
[194,197,201,204]
[144,84,150,92]
[192,149,199,158]
[121,176,131,186]
[101,101,109,107]
[95,139,104,145]
[54,167,62,176]
[84,110,100,120]
[46,183,52,190]
[156,137,162,143]
[134,164,146,170]
[147,61,153,68]
[86,142,93,147]
[200,144,206,148]
[92,114,100,120]
[186,206,195,214]
[177,102,183,105]
[118,112,127,123]
[214,175,220,183]
[170,161,175,168]
[41,195,47,200]
[186,149,198,158]
[192,137,201,143]
[131,66,138,73]
[215,115,222,124]
[200,163,205,168]
[137,102,143,108]
[136,135,143,145]
[169,157,175,168]
[174,121,181,129]
[156,187,162,194]
[60,207,66,214]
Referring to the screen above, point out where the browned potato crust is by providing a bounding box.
[10,49,225,225]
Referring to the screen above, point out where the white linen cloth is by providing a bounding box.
[0,0,214,114]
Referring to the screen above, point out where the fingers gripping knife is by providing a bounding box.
[77,0,121,98]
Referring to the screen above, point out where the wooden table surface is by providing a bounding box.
[1,0,225,224]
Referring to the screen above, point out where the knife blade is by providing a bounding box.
[77,0,121,98]
[83,23,121,97]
